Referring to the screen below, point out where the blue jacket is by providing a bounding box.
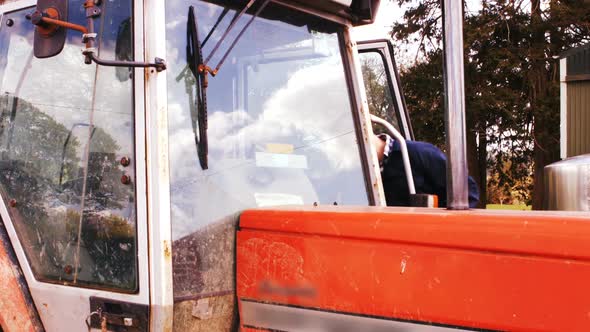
[381,139,480,208]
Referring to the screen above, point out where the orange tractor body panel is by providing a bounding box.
[237,206,590,331]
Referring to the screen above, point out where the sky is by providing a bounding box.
[352,1,403,41]
[353,0,485,41]
[352,0,484,67]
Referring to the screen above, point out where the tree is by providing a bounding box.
[362,55,396,125]
[390,0,590,208]
[361,53,400,135]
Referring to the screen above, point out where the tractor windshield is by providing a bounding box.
[165,0,367,324]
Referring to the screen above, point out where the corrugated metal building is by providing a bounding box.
[560,44,590,158]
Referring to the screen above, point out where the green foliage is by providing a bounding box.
[396,49,446,149]
[361,53,398,132]
[389,0,590,206]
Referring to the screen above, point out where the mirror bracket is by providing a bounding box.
[29,1,167,72]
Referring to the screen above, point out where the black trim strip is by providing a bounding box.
[173,290,234,303]
[243,324,286,331]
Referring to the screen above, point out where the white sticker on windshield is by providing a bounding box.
[255,193,304,207]
[255,152,308,169]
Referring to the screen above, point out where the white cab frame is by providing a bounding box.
[0,0,154,330]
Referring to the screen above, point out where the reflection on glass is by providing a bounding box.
[166,0,367,303]
[0,1,137,291]
[359,51,401,133]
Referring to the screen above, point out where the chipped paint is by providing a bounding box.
[191,298,213,320]
[157,105,170,179]
[144,67,150,83]
[173,295,236,331]
[400,259,407,274]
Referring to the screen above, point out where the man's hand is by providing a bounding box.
[371,134,386,163]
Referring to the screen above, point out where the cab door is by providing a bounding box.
[357,39,414,140]
[0,1,150,330]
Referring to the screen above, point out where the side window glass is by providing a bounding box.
[0,1,137,291]
[359,50,403,135]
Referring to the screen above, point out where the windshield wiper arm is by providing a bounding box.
[199,0,271,77]
[201,8,230,48]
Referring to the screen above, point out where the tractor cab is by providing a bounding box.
[1,0,590,331]
[0,0,391,330]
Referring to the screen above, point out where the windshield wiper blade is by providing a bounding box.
[185,0,271,170]
[187,6,208,170]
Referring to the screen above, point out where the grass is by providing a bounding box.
[486,204,532,210]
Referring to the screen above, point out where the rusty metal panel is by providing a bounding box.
[567,81,590,157]
[172,217,238,332]
[0,222,43,332]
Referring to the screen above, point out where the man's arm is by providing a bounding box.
[416,142,448,205]
[375,135,480,208]
[467,176,480,208]
[415,142,480,208]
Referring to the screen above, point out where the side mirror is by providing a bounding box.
[351,0,381,26]
[31,0,68,58]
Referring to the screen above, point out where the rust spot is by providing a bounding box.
[8,199,16,207]
[35,7,60,37]
[121,174,132,185]
[42,303,48,308]
[163,240,171,260]
[64,265,73,275]
[120,156,131,167]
